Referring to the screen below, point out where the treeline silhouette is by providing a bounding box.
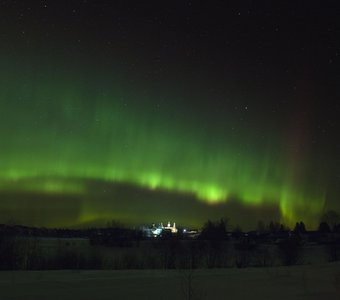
[1,212,340,270]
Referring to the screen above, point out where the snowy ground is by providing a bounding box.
[0,262,339,300]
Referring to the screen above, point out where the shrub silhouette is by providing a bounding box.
[278,236,302,266]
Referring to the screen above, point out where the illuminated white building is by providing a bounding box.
[143,221,178,237]
[164,221,178,233]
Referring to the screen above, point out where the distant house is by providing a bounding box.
[142,221,178,237]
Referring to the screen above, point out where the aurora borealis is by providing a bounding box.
[0,2,339,229]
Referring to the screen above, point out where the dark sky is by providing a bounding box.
[0,1,339,229]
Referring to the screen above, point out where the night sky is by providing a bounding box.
[0,1,339,229]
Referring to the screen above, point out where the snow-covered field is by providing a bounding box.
[0,262,339,300]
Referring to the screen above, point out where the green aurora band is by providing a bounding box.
[0,66,327,228]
